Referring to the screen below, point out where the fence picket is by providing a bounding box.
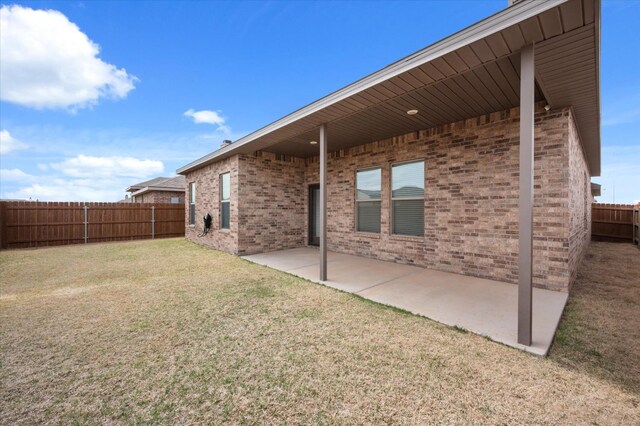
[591,203,635,242]
[0,202,184,249]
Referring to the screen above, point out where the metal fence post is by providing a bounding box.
[151,206,155,239]
[83,204,88,244]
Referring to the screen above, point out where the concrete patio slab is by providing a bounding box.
[242,247,568,356]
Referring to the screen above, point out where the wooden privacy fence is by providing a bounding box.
[591,203,636,243]
[0,201,185,249]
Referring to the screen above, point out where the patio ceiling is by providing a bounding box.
[178,0,600,176]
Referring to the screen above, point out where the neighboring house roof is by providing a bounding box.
[127,176,186,197]
[126,177,173,192]
[177,0,600,177]
[590,182,601,197]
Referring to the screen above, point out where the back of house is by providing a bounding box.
[177,0,600,297]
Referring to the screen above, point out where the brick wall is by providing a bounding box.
[184,156,239,254]
[136,191,183,204]
[185,104,590,292]
[303,105,578,291]
[237,152,306,255]
[567,111,592,288]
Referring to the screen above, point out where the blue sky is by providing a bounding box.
[1,0,638,203]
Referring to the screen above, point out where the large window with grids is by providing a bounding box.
[391,160,424,236]
[220,172,230,229]
[188,182,196,225]
[356,168,382,233]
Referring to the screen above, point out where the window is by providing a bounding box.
[391,160,424,236]
[220,172,230,229]
[189,182,196,225]
[356,168,381,232]
[170,196,180,204]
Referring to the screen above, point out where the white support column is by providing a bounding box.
[518,43,535,346]
[319,124,328,281]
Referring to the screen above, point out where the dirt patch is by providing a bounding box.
[1,239,638,424]
[50,286,98,297]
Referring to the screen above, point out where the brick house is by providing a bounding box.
[125,176,185,204]
[177,0,600,348]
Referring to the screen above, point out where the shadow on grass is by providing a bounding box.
[548,242,640,395]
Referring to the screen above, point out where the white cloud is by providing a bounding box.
[1,154,164,201]
[0,168,35,183]
[0,129,28,154]
[184,109,231,134]
[50,154,163,178]
[0,5,137,110]
[592,144,640,205]
[5,180,124,202]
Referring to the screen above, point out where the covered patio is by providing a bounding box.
[244,247,567,356]
[179,0,599,353]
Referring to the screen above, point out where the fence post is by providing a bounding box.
[84,204,88,244]
[0,202,6,250]
[151,206,155,239]
[631,206,640,244]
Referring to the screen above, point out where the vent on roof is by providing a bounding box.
[221,140,232,148]
[508,0,525,5]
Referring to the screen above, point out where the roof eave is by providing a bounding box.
[176,0,568,175]
[132,186,186,196]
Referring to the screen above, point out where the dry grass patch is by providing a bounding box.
[549,241,640,394]
[1,239,638,424]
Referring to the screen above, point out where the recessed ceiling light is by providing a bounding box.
[407,109,419,115]
[309,140,318,145]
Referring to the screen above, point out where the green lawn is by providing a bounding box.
[1,239,638,424]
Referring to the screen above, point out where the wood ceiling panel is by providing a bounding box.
[469,39,496,63]
[583,0,595,24]
[245,1,599,174]
[418,62,446,81]
[387,75,415,92]
[442,78,486,114]
[495,58,521,103]
[460,71,504,112]
[485,32,511,57]
[371,83,399,99]
[386,94,446,124]
[356,89,386,105]
[472,67,512,110]
[434,81,480,118]
[396,72,423,90]
[378,80,407,97]
[501,24,526,52]
[450,73,495,112]
[442,51,470,73]
[407,68,435,85]
[560,0,584,32]
[538,8,564,38]
[456,45,483,68]
[519,17,545,44]
[431,57,457,78]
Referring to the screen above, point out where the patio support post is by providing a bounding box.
[518,43,535,346]
[319,123,328,281]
